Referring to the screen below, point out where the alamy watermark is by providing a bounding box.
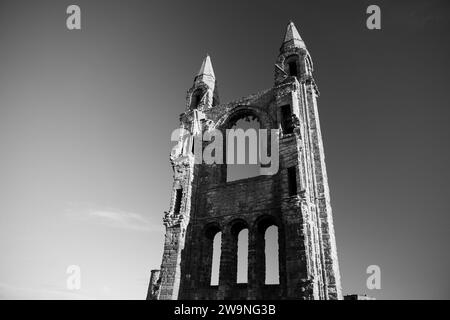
[366,5,381,30]
[366,265,381,290]
[66,5,81,30]
[66,264,81,290]
[171,127,280,176]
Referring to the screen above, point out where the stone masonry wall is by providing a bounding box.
[148,23,342,300]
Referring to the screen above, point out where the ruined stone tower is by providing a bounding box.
[148,22,342,300]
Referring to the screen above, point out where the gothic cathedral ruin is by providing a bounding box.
[147,22,342,300]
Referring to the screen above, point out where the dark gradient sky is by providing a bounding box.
[0,0,449,299]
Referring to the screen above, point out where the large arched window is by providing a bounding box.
[226,114,261,182]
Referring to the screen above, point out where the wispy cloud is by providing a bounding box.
[65,203,164,232]
[0,282,94,300]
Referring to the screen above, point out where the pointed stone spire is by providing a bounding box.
[281,21,306,51]
[190,55,219,109]
[197,54,215,79]
[194,54,216,89]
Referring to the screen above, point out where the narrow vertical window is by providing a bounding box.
[305,57,312,75]
[265,225,280,284]
[174,188,182,214]
[280,105,294,134]
[192,95,199,109]
[287,167,297,196]
[288,61,298,77]
[237,229,248,283]
[211,232,222,286]
[191,90,203,109]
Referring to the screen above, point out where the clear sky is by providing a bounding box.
[0,0,449,299]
